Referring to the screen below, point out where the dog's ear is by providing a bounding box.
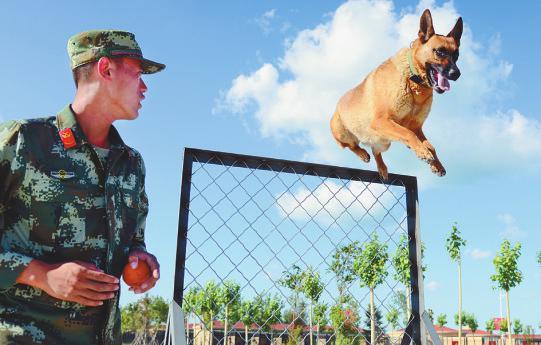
[447,17,463,46]
[418,9,435,43]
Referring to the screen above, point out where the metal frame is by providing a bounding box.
[173,147,425,345]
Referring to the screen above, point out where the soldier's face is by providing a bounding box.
[110,58,147,120]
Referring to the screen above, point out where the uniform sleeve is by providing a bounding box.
[0,121,33,290]
[130,155,148,253]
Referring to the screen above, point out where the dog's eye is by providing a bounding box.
[434,49,446,58]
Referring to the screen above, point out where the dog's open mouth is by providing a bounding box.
[427,65,450,94]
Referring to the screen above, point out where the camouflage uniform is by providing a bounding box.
[0,30,164,345]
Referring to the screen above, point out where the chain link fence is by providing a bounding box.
[173,148,425,345]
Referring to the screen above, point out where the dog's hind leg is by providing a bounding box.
[331,110,371,162]
[372,148,389,181]
[349,145,370,163]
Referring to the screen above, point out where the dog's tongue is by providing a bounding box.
[437,72,450,91]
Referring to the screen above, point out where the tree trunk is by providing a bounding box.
[506,290,512,345]
[458,261,462,345]
[317,324,320,345]
[225,308,229,345]
[371,288,375,345]
[211,313,214,345]
[202,323,206,345]
[245,326,249,345]
[309,303,313,345]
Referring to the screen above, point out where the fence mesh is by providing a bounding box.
[175,148,422,345]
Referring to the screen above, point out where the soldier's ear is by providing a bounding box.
[97,57,113,80]
[447,17,463,46]
[418,9,435,43]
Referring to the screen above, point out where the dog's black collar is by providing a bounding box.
[408,49,428,87]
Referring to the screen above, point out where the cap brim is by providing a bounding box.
[139,57,165,74]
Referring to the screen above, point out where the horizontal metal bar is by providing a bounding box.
[185,147,417,188]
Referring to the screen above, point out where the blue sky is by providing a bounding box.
[0,0,539,331]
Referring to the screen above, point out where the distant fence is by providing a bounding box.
[173,148,426,345]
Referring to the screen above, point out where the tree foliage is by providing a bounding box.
[445,223,466,262]
[485,319,495,334]
[313,303,328,329]
[218,280,241,324]
[437,314,447,328]
[513,319,523,335]
[121,295,168,334]
[354,234,389,289]
[386,308,400,330]
[330,241,361,296]
[491,240,522,291]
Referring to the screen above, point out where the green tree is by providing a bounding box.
[330,241,361,303]
[330,241,362,345]
[391,234,426,320]
[445,222,466,345]
[329,302,360,345]
[239,299,255,344]
[121,295,169,339]
[427,309,434,323]
[301,266,324,345]
[537,251,541,266]
[279,264,306,325]
[217,280,241,345]
[523,325,535,344]
[513,319,523,335]
[364,305,385,344]
[386,308,399,331]
[313,303,328,342]
[255,294,283,343]
[500,318,509,333]
[454,313,467,328]
[485,319,495,334]
[391,290,408,325]
[437,314,447,328]
[465,313,478,334]
[199,280,221,345]
[183,286,202,343]
[491,240,522,345]
[354,234,389,345]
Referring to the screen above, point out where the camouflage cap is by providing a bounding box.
[67,30,165,74]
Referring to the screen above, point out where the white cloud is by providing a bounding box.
[469,248,491,260]
[276,180,405,228]
[254,9,277,34]
[426,281,441,291]
[497,213,527,240]
[217,0,541,184]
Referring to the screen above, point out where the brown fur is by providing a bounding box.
[331,9,462,180]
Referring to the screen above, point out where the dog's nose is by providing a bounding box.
[448,67,461,81]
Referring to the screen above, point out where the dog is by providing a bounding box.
[331,9,462,180]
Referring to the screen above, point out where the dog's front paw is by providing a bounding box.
[416,145,435,163]
[377,164,389,181]
[430,161,446,177]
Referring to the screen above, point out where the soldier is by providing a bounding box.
[0,30,164,344]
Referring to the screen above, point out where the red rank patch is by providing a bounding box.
[59,128,76,149]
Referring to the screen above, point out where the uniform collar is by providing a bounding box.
[55,104,127,151]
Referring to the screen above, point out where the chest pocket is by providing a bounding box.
[29,174,105,249]
[119,181,141,237]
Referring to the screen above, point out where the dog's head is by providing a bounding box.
[415,9,463,94]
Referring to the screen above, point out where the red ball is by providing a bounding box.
[122,261,150,287]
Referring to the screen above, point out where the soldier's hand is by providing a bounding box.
[127,250,160,294]
[41,261,120,307]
